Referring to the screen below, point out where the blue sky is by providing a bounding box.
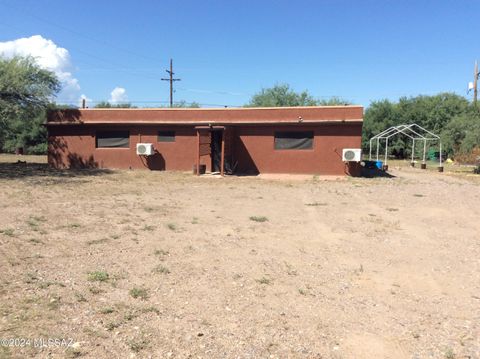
[0,0,478,107]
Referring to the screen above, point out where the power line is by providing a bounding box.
[161,59,181,107]
[0,19,164,84]
[177,87,249,97]
[0,1,164,64]
[54,99,242,108]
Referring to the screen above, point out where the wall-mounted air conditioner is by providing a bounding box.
[342,148,361,162]
[136,143,154,156]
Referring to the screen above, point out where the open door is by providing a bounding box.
[195,126,226,176]
[211,130,223,172]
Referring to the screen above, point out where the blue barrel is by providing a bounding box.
[375,161,383,169]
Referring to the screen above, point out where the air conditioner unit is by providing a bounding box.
[136,143,154,156]
[342,148,362,162]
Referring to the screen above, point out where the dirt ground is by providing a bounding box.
[0,155,479,359]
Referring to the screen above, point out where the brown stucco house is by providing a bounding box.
[46,106,363,175]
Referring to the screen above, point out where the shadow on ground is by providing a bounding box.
[360,167,396,178]
[0,162,114,181]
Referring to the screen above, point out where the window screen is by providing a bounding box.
[158,131,175,142]
[274,131,313,150]
[96,131,130,148]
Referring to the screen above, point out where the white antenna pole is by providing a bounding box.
[411,139,415,164]
[384,138,389,166]
[439,142,443,168]
[423,139,427,164]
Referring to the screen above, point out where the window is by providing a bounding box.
[158,131,175,142]
[96,131,130,148]
[274,131,313,150]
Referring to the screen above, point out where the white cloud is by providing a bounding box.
[109,87,127,103]
[0,35,80,102]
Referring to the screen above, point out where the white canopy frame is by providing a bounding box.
[368,124,442,168]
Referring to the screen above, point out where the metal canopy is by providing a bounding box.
[368,124,443,168]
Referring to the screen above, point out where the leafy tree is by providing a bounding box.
[395,93,469,133]
[362,93,473,159]
[93,100,199,108]
[441,108,480,157]
[246,84,350,107]
[317,96,351,106]
[172,100,200,108]
[246,84,318,107]
[0,56,60,152]
[94,101,135,108]
[3,108,48,154]
[362,99,398,152]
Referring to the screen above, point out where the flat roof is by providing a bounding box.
[47,105,364,125]
[80,105,362,111]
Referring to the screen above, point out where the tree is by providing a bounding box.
[246,84,350,107]
[317,96,351,106]
[3,107,48,154]
[0,56,60,152]
[94,101,135,108]
[362,93,472,158]
[441,108,480,157]
[246,84,316,107]
[395,93,469,133]
[172,100,200,108]
[362,99,398,151]
[93,100,199,108]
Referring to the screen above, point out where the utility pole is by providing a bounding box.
[161,59,181,107]
[474,60,478,106]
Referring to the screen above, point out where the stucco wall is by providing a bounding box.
[48,123,362,175]
[233,123,362,175]
[48,125,208,171]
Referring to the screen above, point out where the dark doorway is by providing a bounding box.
[211,130,223,172]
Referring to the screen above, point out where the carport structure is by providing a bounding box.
[369,124,443,169]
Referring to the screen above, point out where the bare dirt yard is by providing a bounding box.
[0,155,479,358]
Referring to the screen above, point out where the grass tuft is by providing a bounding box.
[124,311,138,321]
[444,348,455,359]
[141,306,160,315]
[87,271,109,282]
[166,223,177,231]
[106,321,121,331]
[256,276,271,285]
[249,216,268,223]
[87,238,109,245]
[152,264,170,274]
[99,307,115,314]
[89,287,104,294]
[127,337,149,352]
[0,228,15,237]
[74,292,87,302]
[47,296,61,310]
[130,287,148,300]
[154,249,169,256]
